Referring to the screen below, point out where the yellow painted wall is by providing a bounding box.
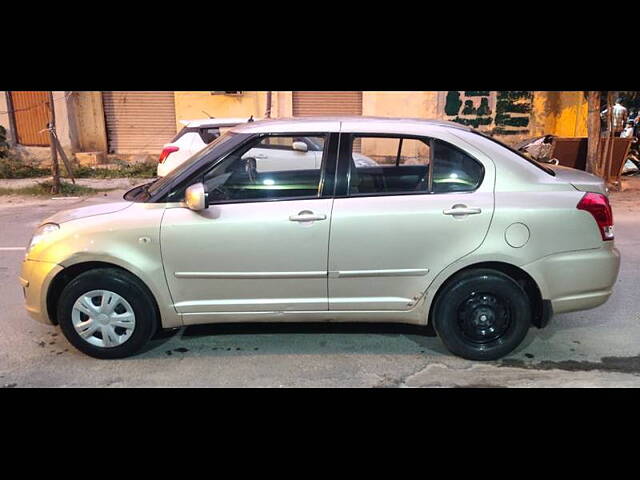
[173,91,442,126]
[531,91,588,137]
[174,91,267,128]
[173,91,588,140]
[363,91,439,118]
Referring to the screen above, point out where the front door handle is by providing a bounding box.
[443,206,482,216]
[255,154,268,159]
[289,210,327,222]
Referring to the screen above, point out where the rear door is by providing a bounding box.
[327,131,495,311]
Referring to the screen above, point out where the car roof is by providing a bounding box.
[229,116,473,134]
[180,117,258,128]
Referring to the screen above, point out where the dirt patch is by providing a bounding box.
[500,355,640,375]
[611,177,640,210]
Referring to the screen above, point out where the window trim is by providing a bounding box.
[196,132,337,207]
[338,133,485,199]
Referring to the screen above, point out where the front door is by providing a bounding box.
[328,133,495,311]
[161,133,336,315]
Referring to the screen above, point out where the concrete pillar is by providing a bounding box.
[50,91,78,152]
[0,92,15,145]
[274,91,293,118]
[67,91,108,153]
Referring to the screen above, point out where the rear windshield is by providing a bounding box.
[472,130,556,176]
[171,126,220,144]
[147,131,239,197]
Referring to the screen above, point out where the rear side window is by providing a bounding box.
[349,136,431,195]
[346,135,483,196]
[432,140,484,193]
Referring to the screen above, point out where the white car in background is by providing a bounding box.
[158,117,378,177]
[158,118,254,177]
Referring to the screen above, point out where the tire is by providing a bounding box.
[57,268,158,359]
[433,268,531,361]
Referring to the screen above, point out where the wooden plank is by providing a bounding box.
[10,91,50,146]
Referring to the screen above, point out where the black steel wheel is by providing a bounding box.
[433,269,531,361]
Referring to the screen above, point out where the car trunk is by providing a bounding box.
[548,165,607,195]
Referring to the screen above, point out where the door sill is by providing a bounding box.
[181,308,425,326]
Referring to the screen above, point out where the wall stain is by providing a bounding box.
[444,91,533,136]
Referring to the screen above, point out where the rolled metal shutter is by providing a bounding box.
[292,91,362,117]
[102,91,176,154]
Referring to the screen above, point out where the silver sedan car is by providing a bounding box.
[20,117,621,360]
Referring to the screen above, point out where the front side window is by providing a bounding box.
[349,136,431,195]
[203,134,327,203]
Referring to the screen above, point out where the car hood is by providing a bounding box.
[548,165,607,195]
[42,201,133,225]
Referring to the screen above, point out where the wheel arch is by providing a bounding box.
[46,261,162,330]
[427,261,548,330]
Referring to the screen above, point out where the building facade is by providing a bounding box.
[0,91,589,160]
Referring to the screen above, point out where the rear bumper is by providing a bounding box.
[523,245,620,315]
[156,163,170,178]
[20,259,63,325]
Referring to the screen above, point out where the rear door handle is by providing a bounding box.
[289,210,327,222]
[443,206,482,216]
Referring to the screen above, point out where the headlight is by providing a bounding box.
[27,223,60,254]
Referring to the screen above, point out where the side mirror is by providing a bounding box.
[185,183,209,211]
[292,141,308,153]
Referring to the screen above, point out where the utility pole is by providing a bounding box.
[265,91,272,119]
[603,92,616,186]
[586,91,600,174]
[47,91,60,194]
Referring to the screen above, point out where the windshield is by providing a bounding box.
[147,131,238,196]
[472,130,556,176]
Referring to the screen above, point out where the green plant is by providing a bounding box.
[0,155,50,178]
[0,125,9,159]
[0,154,158,180]
[0,180,110,197]
[70,161,157,179]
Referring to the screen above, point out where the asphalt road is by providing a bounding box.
[1,185,640,388]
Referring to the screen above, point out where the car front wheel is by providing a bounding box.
[433,268,531,361]
[57,268,157,359]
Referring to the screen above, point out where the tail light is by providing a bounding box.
[159,146,179,164]
[577,192,614,241]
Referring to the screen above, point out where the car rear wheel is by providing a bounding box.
[57,268,157,359]
[433,269,531,361]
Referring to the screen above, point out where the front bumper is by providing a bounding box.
[20,259,63,325]
[523,245,621,314]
